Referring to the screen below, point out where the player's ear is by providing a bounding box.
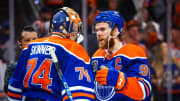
[17,40,22,49]
[112,26,119,36]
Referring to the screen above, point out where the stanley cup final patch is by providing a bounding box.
[92,60,98,72]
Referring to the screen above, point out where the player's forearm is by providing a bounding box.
[116,77,151,100]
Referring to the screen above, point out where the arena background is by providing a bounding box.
[0,0,179,101]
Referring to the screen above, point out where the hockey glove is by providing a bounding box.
[96,66,127,90]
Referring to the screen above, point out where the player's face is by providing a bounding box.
[128,26,140,41]
[95,22,111,49]
[21,31,38,49]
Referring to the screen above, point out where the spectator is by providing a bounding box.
[107,0,119,11]
[32,6,52,37]
[134,7,162,41]
[150,24,180,101]
[124,20,147,53]
[143,22,160,48]
[0,21,10,63]
[0,57,7,101]
[0,20,9,101]
[173,1,180,28]
[171,24,180,70]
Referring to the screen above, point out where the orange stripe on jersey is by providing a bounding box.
[62,92,95,101]
[27,35,90,63]
[138,78,150,96]
[92,44,147,60]
[8,92,21,98]
[115,44,147,58]
[116,77,144,100]
[92,48,106,58]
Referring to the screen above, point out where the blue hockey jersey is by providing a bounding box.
[8,35,95,101]
[91,44,151,101]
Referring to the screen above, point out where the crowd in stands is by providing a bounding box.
[0,0,180,101]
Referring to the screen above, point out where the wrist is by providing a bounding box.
[115,72,127,90]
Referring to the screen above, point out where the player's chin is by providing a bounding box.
[99,44,107,49]
[98,43,104,49]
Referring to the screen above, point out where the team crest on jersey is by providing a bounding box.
[95,82,115,101]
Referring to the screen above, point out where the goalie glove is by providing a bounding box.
[96,65,127,90]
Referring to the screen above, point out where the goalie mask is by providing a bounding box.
[50,7,82,40]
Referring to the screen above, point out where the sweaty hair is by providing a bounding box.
[113,24,123,41]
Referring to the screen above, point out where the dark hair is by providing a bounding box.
[22,26,36,32]
[113,24,123,41]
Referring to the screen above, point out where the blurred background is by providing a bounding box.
[0,0,180,101]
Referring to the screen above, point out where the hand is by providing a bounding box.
[95,66,127,90]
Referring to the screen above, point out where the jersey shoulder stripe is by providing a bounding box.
[92,48,106,58]
[115,44,147,58]
[92,44,147,59]
[26,35,90,63]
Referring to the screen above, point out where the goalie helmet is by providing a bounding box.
[50,7,82,38]
[95,11,124,33]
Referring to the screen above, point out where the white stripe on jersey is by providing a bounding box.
[138,81,146,100]
[74,99,91,101]
[27,42,90,64]
[142,78,152,92]
[8,97,21,101]
[91,56,104,59]
[8,85,22,93]
[61,86,94,96]
[92,54,147,60]
[115,54,147,60]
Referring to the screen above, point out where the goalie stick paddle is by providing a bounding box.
[49,47,73,101]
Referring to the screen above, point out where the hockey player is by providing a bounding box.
[91,11,151,101]
[8,7,95,101]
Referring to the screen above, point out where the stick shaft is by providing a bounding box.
[49,47,73,101]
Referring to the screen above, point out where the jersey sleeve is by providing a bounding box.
[116,58,151,101]
[8,49,29,101]
[61,63,95,101]
[56,43,95,101]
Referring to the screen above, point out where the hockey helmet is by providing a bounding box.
[95,11,124,33]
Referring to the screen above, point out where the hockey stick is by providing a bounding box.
[49,47,73,101]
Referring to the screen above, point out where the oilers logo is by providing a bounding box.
[95,81,115,101]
